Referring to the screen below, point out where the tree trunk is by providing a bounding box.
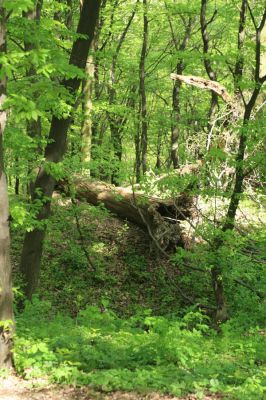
[81,52,95,167]
[108,4,137,185]
[155,129,162,169]
[200,0,225,320]
[0,3,14,368]
[60,178,194,250]
[20,0,101,300]
[171,77,182,169]
[139,0,148,176]
[214,6,266,323]
[54,0,73,29]
[169,16,194,169]
[23,0,43,196]
[135,129,141,183]
[200,0,219,142]
[0,173,13,368]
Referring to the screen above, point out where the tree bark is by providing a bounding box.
[138,0,148,177]
[61,177,194,249]
[234,0,246,97]
[23,0,43,196]
[200,0,219,141]
[205,5,265,323]
[169,16,194,169]
[0,2,14,368]
[108,4,137,185]
[54,0,73,29]
[20,0,101,300]
[81,51,95,167]
[222,7,266,231]
[170,74,233,105]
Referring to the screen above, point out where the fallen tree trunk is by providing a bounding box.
[60,178,195,249]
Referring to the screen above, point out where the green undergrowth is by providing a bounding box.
[14,300,265,399]
[11,198,196,316]
[10,197,266,398]
[11,197,265,322]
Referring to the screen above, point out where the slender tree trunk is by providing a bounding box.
[109,56,123,184]
[14,157,19,195]
[20,0,101,300]
[15,178,19,195]
[81,52,95,168]
[0,3,14,368]
[108,4,137,184]
[223,87,262,231]
[155,129,162,170]
[54,0,73,28]
[200,0,227,323]
[169,17,194,168]
[213,6,266,323]
[65,0,73,29]
[139,0,148,176]
[234,0,246,97]
[135,127,141,183]
[23,1,43,195]
[90,13,104,178]
[171,76,182,169]
[200,0,218,139]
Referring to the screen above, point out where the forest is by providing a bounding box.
[0,0,265,399]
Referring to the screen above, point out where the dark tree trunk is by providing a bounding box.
[215,6,266,323]
[155,129,162,170]
[169,17,194,168]
[135,130,141,183]
[0,3,14,368]
[200,0,218,142]
[54,0,73,29]
[80,1,108,169]
[15,177,19,195]
[65,0,73,29]
[234,0,247,97]
[90,11,105,179]
[223,86,262,231]
[108,4,137,185]
[20,0,101,300]
[171,77,181,169]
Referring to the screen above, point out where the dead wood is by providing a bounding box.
[170,73,233,105]
[59,178,195,249]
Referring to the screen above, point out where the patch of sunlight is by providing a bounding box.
[91,242,106,253]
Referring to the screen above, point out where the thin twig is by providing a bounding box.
[71,197,96,271]
[234,278,265,299]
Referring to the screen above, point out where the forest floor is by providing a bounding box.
[6,194,265,400]
[0,376,223,400]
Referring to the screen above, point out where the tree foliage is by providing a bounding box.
[0,0,265,397]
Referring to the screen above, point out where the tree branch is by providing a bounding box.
[234,278,265,299]
[170,73,233,105]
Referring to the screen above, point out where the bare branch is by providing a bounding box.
[170,73,233,104]
[234,278,265,299]
[205,8,218,27]
[246,1,257,29]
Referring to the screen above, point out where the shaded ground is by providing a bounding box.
[0,376,222,400]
